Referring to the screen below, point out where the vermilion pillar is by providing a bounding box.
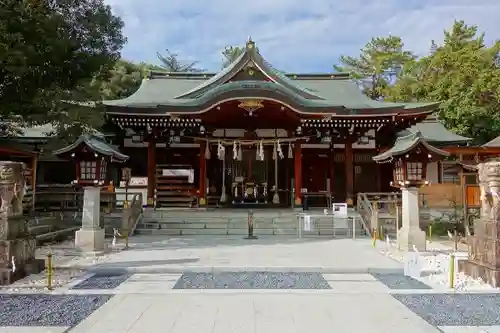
[199,141,206,205]
[147,138,156,206]
[294,141,302,205]
[329,147,335,199]
[345,138,354,206]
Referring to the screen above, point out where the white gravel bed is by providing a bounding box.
[376,238,500,292]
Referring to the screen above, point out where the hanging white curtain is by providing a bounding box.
[232,141,238,160]
[277,140,284,159]
[217,141,225,160]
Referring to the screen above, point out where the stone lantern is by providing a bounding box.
[373,132,449,251]
[53,134,128,253]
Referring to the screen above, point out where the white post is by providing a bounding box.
[352,217,356,240]
[75,186,105,253]
[397,187,426,251]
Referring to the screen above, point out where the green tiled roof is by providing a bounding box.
[482,136,500,148]
[373,131,450,163]
[53,134,128,162]
[396,116,471,144]
[102,39,439,113]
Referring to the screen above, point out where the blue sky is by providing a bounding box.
[104,0,499,73]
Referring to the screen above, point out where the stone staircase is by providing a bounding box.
[135,209,369,238]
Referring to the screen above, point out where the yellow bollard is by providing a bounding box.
[449,253,455,289]
[372,229,377,247]
[379,226,384,240]
[46,253,53,291]
[428,225,433,243]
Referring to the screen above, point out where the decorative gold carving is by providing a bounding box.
[238,99,264,113]
[248,69,255,76]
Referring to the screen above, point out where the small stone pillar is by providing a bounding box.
[460,160,500,286]
[75,187,105,253]
[397,187,426,251]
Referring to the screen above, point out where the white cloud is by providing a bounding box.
[104,0,500,72]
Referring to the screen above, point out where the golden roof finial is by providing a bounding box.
[246,36,255,49]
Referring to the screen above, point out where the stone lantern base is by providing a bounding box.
[459,235,500,288]
[0,217,45,285]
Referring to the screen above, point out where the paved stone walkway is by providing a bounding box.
[1,236,500,332]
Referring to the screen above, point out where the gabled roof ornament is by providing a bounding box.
[246,36,255,49]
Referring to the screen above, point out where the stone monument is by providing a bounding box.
[460,160,500,287]
[0,161,44,285]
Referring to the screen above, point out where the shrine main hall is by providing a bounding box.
[101,39,470,208]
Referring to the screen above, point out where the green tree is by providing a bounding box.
[157,49,202,72]
[386,21,500,143]
[335,36,416,99]
[0,0,126,136]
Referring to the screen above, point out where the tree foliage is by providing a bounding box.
[385,21,500,143]
[334,36,416,99]
[157,49,203,72]
[0,0,126,135]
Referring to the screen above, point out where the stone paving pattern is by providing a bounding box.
[71,273,131,290]
[393,294,500,327]
[2,237,500,332]
[173,272,331,289]
[0,294,111,327]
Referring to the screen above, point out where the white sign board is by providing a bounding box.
[404,252,422,278]
[332,203,348,217]
[303,215,311,231]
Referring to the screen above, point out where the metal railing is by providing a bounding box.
[296,213,359,239]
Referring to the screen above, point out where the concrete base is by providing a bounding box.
[397,227,426,251]
[75,228,105,253]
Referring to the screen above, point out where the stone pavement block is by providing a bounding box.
[69,295,152,333]
[74,293,439,333]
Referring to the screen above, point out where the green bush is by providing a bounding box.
[429,218,465,237]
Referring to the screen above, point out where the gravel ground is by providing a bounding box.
[0,294,112,327]
[71,273,131,290]
[392,293,500,326]
[173,272,331,289]
[371,273,432,289]
[1,269,87,292]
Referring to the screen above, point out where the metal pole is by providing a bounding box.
[46,253,53,290]
[352,217,356,240]
[244,210,258,239]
